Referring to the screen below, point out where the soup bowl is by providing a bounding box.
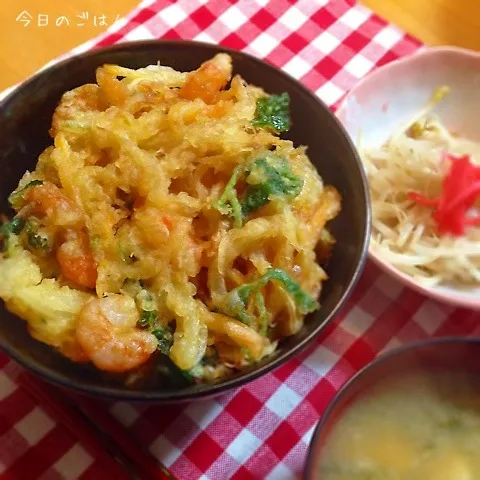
[304,337,480,478]
[0,40,370,402]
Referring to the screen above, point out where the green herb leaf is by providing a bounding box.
[213,164,244,228]
[252,92,291,133]
[138,310,157,329]
[178,367,204,384]
[27,233,49,250]
[183,363,204,383]
[179,369,195,384]
[25,219,50,251]
[155,357,201,386]
[218,268,318,326]
[137,289,155,311]
[152,326,173,355]
[1,217,26,240]
[135,288,159,329]
[241,348,254,364]
[240,156,303,217]
[217,288,255,325]
[263,268,319,314]
[254,291,269,336]
[214,154,303,227]
[8,180,43,210]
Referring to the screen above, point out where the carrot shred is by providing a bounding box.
[408,153,480,236]
[162,216,173,231]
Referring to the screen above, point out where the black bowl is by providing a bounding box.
[304,337,480,478]
[0,40,370,401]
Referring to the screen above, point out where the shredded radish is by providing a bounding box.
[361,89,480,287]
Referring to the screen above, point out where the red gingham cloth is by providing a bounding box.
[2,1,478,479]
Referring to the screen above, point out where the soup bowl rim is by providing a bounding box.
[304,336,480,478]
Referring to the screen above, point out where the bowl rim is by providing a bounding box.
[0,39,371,401]
[336,45,480,311]
[303,336,480,478]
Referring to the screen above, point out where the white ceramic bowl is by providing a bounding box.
[336,46,480,310]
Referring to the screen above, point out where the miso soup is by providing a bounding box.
[318,371,480,480]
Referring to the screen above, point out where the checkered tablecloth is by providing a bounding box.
[2,1,478,479]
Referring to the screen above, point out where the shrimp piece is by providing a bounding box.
[76,295,158,372]
[96,66,129,107]
[179,53,232,104]
[60,338,89,363]
[133,207,171,248]
[25,182,83,227]
[50,84,104,137]
[57,232,98,289]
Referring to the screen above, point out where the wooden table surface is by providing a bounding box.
[2,0,480,92]
[1,0,138,91]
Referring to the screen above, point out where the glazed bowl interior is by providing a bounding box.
[0,40,370,401]
[305,338,480,478]
[336,46,480,310]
